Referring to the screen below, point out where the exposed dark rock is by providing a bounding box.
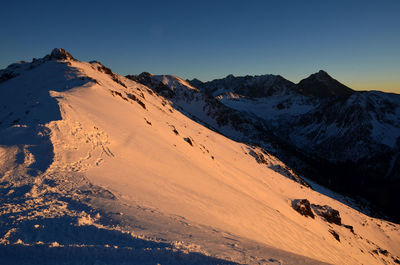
[249,149,310,187]
[144,118,152,125]
[126,73,175,98]
[127,93,146,109]
[0,71,19,83]
[269,164,310,188]
[329,229,340,242]
[291,199,315,219]
[188,78,204,88]
[250,149,268,164]
[311,204,341,225]
[110,90,127,101]
[93,61,127,88]
[377,248,389,256]
[342,224,355,234]
[126,72,153,85]
[48,48,76,61]
[184,137,193,146]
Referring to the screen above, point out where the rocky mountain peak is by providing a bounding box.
[0,48,75,84]
[48,48,76,61]
[297,70,354,98]
[125,72,154,85]
[314,70,331,78]
[187,78,204,88]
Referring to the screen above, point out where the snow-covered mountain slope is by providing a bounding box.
[188,72,400,223]
[126,73,316,190]
[1,49,400,264]
[125,73,278,149]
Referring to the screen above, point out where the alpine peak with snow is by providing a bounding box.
[0,48,399,265]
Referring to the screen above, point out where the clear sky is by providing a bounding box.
[1,0,399,93]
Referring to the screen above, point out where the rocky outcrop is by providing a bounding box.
[249,149,310,187]
[311,204,341,225]
[291,199,315,219]
[184,137,193,146]
[0,71,18,84]
[47,48,76,61]
[292,200,343,226]
[328,229,340,242]
[126,72,175,98]
[91,61,127,88]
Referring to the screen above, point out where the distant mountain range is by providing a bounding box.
[189,70,354,98]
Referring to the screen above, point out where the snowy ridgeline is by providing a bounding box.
[0,49,399,265]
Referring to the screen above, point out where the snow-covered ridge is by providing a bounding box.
[0,48,76,84]
[189,73,298,98]
[1,49,400,264]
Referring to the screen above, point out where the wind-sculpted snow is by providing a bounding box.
[0,164,243,265]
[1,49,400,264]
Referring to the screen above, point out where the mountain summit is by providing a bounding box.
[47,47,76,61]
[297,70,355,98]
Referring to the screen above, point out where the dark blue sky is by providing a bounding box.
[1,0,399,92]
